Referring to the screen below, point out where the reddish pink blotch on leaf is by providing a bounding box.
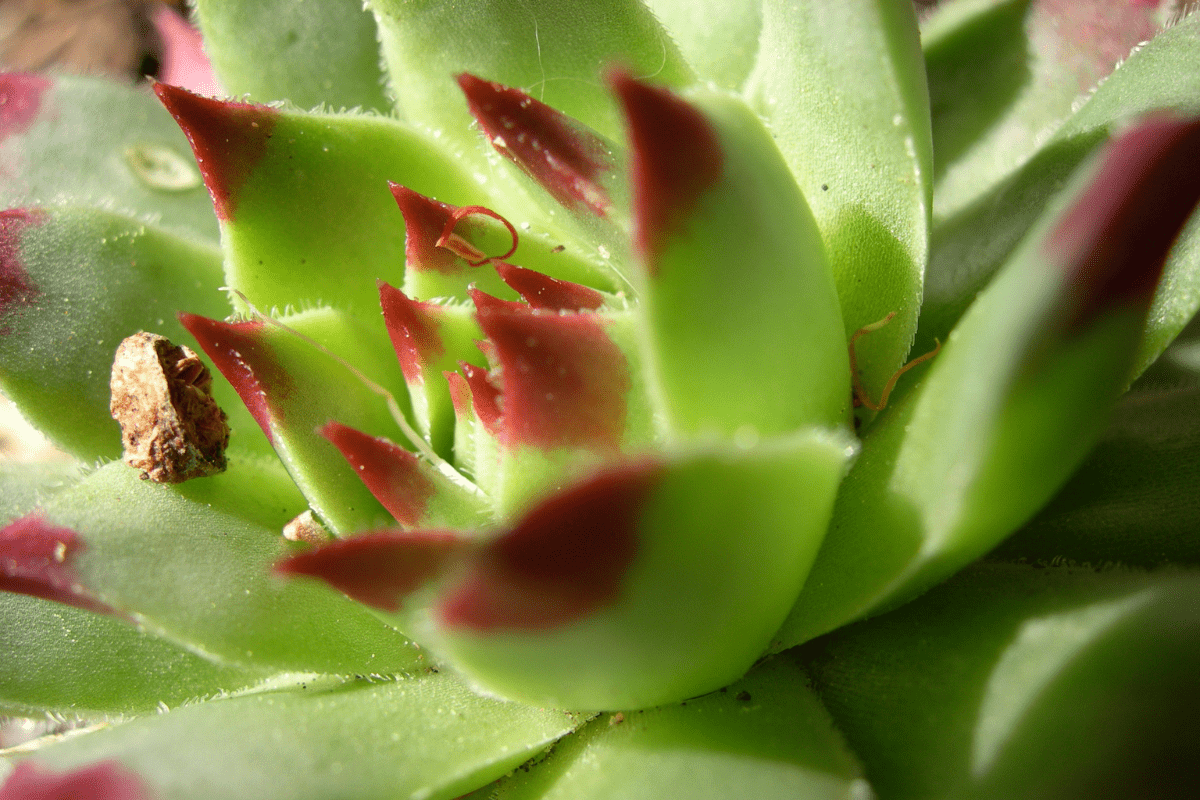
[0,512,114,615]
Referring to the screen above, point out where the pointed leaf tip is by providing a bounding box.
[0,512,114,615]
[153,83,277,221]
[608,69,723,269]
[439,462,662,630]
[0,760,154,800]
[470,289,630,451]
[1048,114,1200,328]
[456,360,503,435]
[378,281,445,385]
[457,72,616,217]
[0,208,46,333]
[178,312,292,441]
[319,421,436,528]
[276,530,464,612]
[494,262,604,312]
[0,72,51,143]
[389,183,479,272]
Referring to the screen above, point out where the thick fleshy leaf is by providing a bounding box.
[486,656,869,800]
[191,0,391,113]
[920,8,1200,357]
[924,0,1171,219]
[452,289,651,518]
[12,671,582,800]
[155,85,484,323]
[28,462,420,675]
[378,284,486,458]
[0,74,216,242]
[416,430,853,710]
[0,461,82,526]
[613,74,849,437]
[777,115,1200,648]
[0,206,269,461]
[802,563,1200,799]
[1,592,268,717]
[990,328,1200,567]
[180,307,407,535]
[640,0,762,90]
[319,421,487,529]
[743,0,932,402]
[368,0,692,151]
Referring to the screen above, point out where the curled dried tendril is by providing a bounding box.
[850,313,942,412]
[436,205,520,266]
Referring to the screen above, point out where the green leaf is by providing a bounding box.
[0,460,83,525]
[622,85,850,437]
[920,9,1200,355]
[192,0,392,114]
[37,462,421,675]
[0,592,268,717]
[369,0,693,149]
[743,0,932,402]
[802,563,1200,799]
[924,0,1170,219]
[989,333,1200,568]
[0,74,217,243]
[421,430,853,710]
[487,656,868,800]
[0,206,269,461]
[14,671,582,800]
[640,0,761,90]
[777,117,1200,646]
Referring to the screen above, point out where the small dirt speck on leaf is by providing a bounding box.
[110,331,229,483]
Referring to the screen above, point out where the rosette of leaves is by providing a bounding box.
[2,1,1200,798]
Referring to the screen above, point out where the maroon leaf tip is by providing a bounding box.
[608,69,723,270]
[0,760,155,800]
[276,530,464,612]
[153,83,277,221]
[178,312,292,441]
[494,262,605,312]
[439,462,662,630]
[0,72,51,144]
[457,73,616,217]
[0,513,113,615]
[389,184,484,272]
[0,208,45,334]
[471,289,630,451]
[457,361,503,435]
[378,281,445,385]
[319,421,436,528]
[1047,114,1200,328]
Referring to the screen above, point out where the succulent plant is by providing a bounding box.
[3,0,1200,797]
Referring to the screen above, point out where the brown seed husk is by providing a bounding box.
[110,331,229,483]
[282,510,330,544]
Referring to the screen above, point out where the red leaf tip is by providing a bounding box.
[608,69,723,270]
[439,461,663,630]
[1047,113,1200,328]
[319,421,436,528]
[0,208,46,334]
[457,72,616,217]
[276,530,464,612]
[154,83,277,221]
[469,289,630,451]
